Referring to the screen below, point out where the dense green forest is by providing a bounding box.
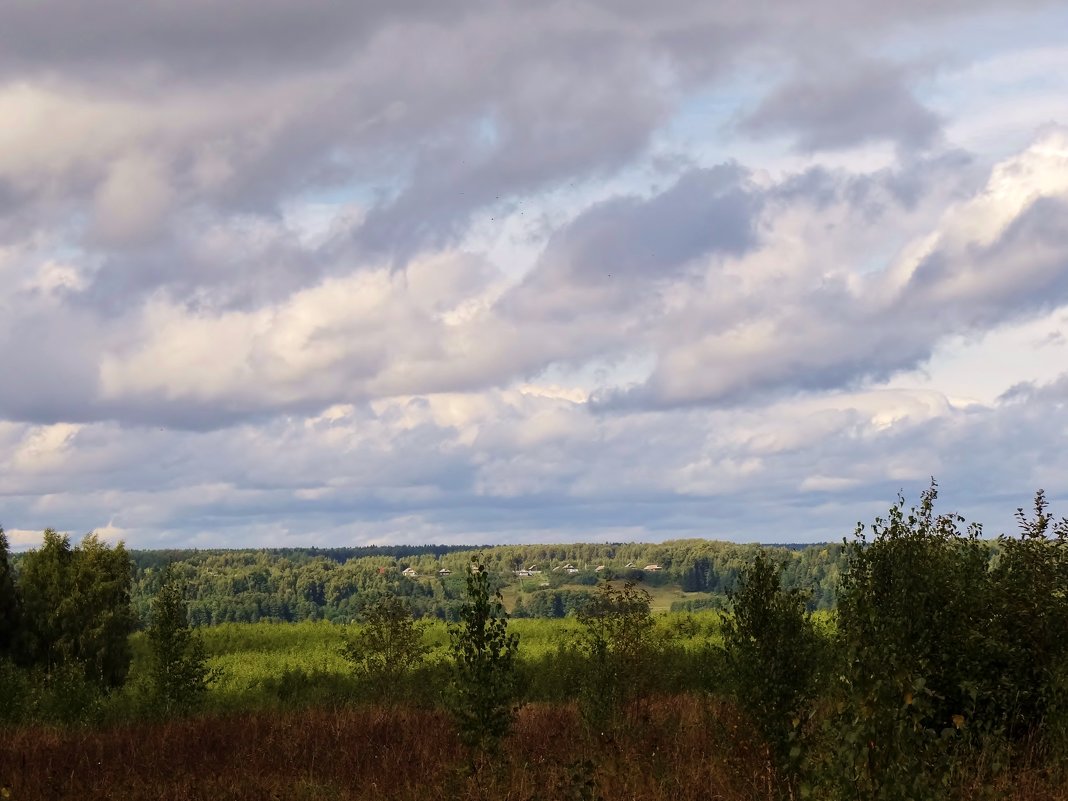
[116,540,845,624]
[2,484,1067,801]
[6,539,848,625]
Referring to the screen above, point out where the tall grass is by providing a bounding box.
[3,696,1064,801]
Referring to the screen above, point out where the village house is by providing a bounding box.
[644,563,662,572]
[437,568,451,576]
[401,566,418,577]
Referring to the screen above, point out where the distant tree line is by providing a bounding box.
[105,540,851,626]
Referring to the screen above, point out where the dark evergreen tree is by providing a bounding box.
[17,529,75,672]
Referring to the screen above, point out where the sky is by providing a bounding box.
[3,0,1068,550]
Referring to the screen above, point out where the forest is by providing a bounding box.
[1,484,1067,801]
[115,538,845,624]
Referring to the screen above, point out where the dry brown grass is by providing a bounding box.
[2,696,1065,801]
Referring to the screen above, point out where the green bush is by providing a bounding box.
[574,581,659,731]
[823,482,995,800]
[722,550,822,791]
[341,594,428,704]
[988,491,1068,750]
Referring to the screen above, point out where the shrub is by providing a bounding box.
[342,594,428,704]
[722,550,821,789]
[825,482,993,800]
[988,491,1068,750]
[574,581,657,731]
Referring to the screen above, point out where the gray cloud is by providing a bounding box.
[4,378,1067,548]
[2,0,1067,545]
[506,163,761,324]
[741,57,943,152]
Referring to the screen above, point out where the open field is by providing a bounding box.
[4,696,1065,801]
[0,697,769,801]
[142,613,725,712]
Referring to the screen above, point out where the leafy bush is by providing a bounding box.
[722,550,822,790]
[574,581,658,731]
[341,594,428,704]
[823,482,996,800]
[988,491,1068,750]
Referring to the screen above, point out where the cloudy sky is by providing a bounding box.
[3,0,1068,549]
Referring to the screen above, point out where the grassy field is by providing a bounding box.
[0,696,771,801]
[5,611,1066,801]
[4,695,1064,801]
[118,612,728,713]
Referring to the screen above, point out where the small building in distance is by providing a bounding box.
[438,568,452,577]
[401,566,418,577]
[644,564,662,572]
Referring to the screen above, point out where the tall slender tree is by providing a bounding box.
[448,556,520,755]
[148,565,213,710]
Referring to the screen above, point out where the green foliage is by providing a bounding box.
[823,482,997,800]
[341,594,428,703]
[0,658,28,723]
[574,581,657,730]
[722,550,821,789]
[448,557,520,754]
[74,535,139,688]
[16,528,73,670]
[121,541,847,626]
[0,529,20,659]
[147,566,214,712]
[17,530,137,689]
[988,491,1068,749]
